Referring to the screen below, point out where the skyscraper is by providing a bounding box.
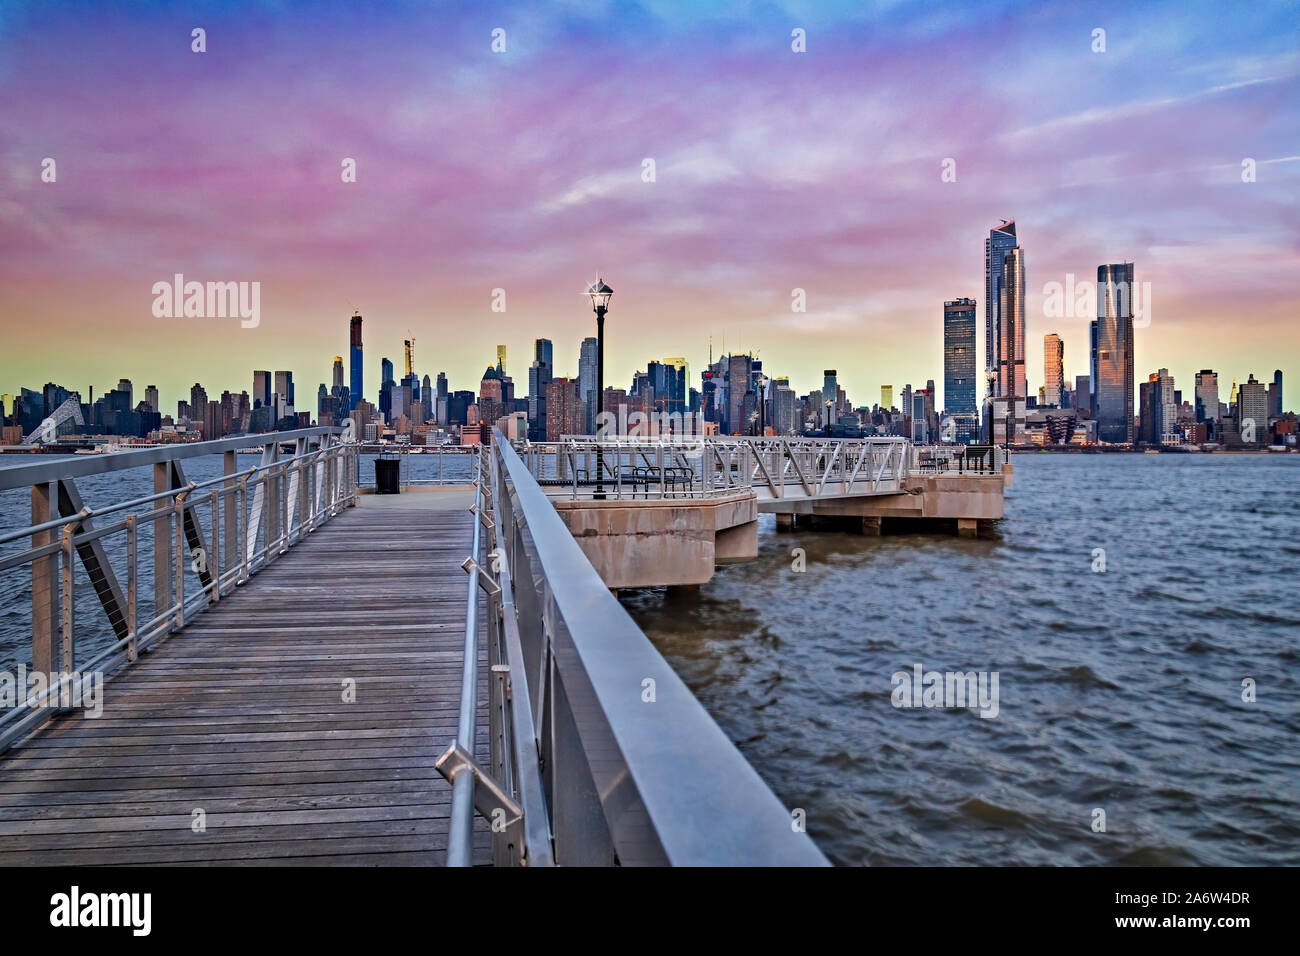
[349,311,363,410]
[144,385,159,413]
[984,221,1026,443]
[332,356,344,389]
[534,338,553,366]
[252,370,271,410]
[1195,370,1219,425]
[943,298,977,442]
[822,370,838,416]
[1043,333,1064,408]
[435,372,449,425]
[1274,369,1284,417]
[529,356,553,441]
[274,370,294,419]
[728,354,752,434]
[1238,375,1268,442]
[545,378,584,440]
[578,337,597,433]
[1075,375,1092,417]
[998,247,1027,404]
[773,378,796,435]
[881,385,893,410]
[496,345,507,375]
[985,220,1019,399]
[379,357,395,421]
[1093,263,1135,443]
[1140,369,1176,443]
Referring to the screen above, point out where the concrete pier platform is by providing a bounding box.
[552,490,757,589]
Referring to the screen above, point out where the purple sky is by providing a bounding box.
[2,0,1297,411]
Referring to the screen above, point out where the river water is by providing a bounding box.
[621,453,1300,866]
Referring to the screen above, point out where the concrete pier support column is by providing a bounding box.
[860,516,882,536]
[715,519,758,563]
[957,518,979,538]
[775,513,794,532]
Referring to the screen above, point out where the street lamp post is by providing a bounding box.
[825,399,834,438]
[758,374,768,437]
[586,278,614,499]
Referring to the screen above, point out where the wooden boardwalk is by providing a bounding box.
[0,502,489,865]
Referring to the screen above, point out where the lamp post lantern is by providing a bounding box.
[586,278,613,499]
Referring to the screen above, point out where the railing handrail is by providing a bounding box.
[445,449,483,867]
[491,427,828,866]
[0,426,340,492]
[0,442,334,549]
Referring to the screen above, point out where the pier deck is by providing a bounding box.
[0,502,488,865]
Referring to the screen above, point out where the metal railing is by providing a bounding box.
[437,428,828,865]
[515,435,913,501]
[909,443,1007,475]
[0,428,358,752]
[356,442,478,488]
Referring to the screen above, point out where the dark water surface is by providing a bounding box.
[621,454,1300,866]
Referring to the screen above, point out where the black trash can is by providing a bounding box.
[375,457,401,495]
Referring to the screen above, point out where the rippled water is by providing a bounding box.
[621,454,1300,866]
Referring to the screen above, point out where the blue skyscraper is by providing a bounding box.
[349,311,363,410]
[534,338,553,367]
[943,298,978,442]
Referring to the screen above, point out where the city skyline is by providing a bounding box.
[2,1,1297,407]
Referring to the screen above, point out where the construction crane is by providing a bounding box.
[24,396,85,444]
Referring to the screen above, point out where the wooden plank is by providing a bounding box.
[0,508,490,865]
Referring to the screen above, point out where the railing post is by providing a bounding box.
[237,473,251,583]
[60,523,75,680]
[223,450,238,581]
[278,458,289,553]
[30,482,59,678]
[173,491,186,629]
[352,444,360,505]
[125,514,138,662]
[153,462,172,634]
[208,489,221,602]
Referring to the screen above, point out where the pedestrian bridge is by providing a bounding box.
[0,427,825,866]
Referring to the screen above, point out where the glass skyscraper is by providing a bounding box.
[534,338,553,367]
[1092,263,1135,443]
[1043,333,1064,408]
[984,220,1019,399]
[349,311,363,410]
[998,246,1027,403]
[1195,369,1219,424]
[578,337,597,433]
[943,298,977,442]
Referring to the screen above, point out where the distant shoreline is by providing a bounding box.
[1009,446,1292,455]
